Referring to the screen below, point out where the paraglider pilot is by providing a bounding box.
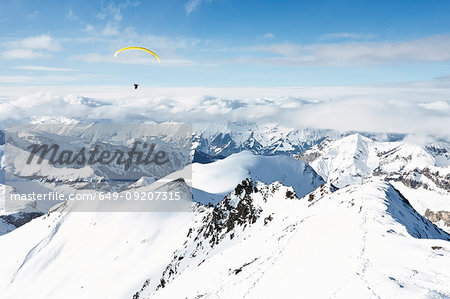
[134,83,139,89]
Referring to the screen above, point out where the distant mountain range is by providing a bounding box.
[192,121,447,163]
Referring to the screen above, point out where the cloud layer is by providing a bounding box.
[1,81,449,141]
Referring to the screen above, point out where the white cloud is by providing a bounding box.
[102,23,120,36]
[96,1,139,36]
[418,101,450,111]
[12,65,77,72]
[26,10,39,20]
[185,0,212,15]
[85,24,95,33]
[14,35,61,52]
[72,53,113,63]
[0,74,108,85]
[252,43,301,56]
[402,134,438,147]
[72,52,195,66]
[0,75,33,83]
[1,35,61,60]
[319,32,376,40]
[185,0,202,15]
[96,4,122,22]
[2,49,44,59]
[240,35,450,66]
[263,33,275,39]
[66,8,78,21]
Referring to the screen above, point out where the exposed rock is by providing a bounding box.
[424,209,450,227]
[0,212,43,229]
[155,179,294,291]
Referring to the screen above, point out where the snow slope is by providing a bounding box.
[192,151,325,196]
[144,180,450,299]
[0,152,325,298]
[0,202,194,299]
[1,169,449,298]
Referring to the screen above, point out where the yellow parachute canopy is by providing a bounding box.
[114,47,160,63]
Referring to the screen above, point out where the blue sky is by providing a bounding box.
[1,0,450,87]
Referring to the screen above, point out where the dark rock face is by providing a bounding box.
[207,179,261,244]
[155,179,289,291]
[0,212,43,229]
[424,209,450,227]
[0,129,4,145]
[193,150,225,163]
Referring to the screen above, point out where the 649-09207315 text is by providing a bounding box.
[9,191,182,201]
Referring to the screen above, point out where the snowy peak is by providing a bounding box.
[298,134,377,186]
[337,182,449,240]
[192,151,325,196]
[298,134,449,191]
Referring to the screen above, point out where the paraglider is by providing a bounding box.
[114,47,160,89]
[114,47,160,62]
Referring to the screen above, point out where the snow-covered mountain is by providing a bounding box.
[298,134,450,187]
[298,134,450,232]
[140,180,450,299]
[0,153,325,298]
[192,122,338,161]
[1,126,450,299]
[2,165,450,299]
[192,121,450,163]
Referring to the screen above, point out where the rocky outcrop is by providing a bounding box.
[424,209,450,227]
[151,179,301,294]
[385,168,450,192]
[0,212,43,230]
